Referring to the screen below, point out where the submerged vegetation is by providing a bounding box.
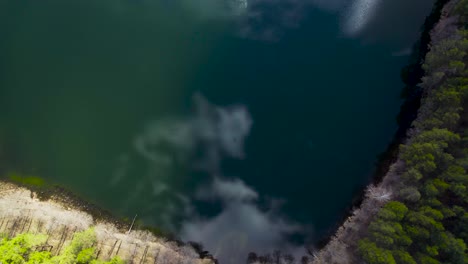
[357,1,468,263]
[0,229,124,264]
[8,173,45,188]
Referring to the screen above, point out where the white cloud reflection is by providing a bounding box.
[182,177,304,264]
[124,93,304,263]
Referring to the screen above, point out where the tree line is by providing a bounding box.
[0,228,124,264]
[357,1,468,263]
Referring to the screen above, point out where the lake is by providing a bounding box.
[0,0,435,262]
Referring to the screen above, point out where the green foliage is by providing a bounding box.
[358,4,468,263]
[453,209,468,240]
[407,207,444,231]
[0,229,126,264]
[27,251,52,264]
[400,130,459,175]
[358,239,396,264]
[400,143,437,173]
[0,233,47,264]
[76,248,95,264]
[404,224,430,241]
[413,128,460,146]
[90,257,126,264]
[455,0,468,25]
[359,201,413,262]
[436,232,468,264]
[399,187,421,202]
[415,253,439,264]
[385,202,408,218]
[392,250,416,264]
[66,228,97,255]
[422,38,468,75]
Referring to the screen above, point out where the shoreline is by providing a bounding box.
[315,0,452,250]
[0,180,215,263]
[311,0,459,262]
[1,176,143,234]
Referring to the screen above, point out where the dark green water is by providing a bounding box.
[0,0,435,262]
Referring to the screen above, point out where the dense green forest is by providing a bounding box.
[0,229,124,264]
[357,1,468,263]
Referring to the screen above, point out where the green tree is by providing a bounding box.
[0,233,47,264]
[358,239,396,264]
[0,229,125,264]
[27,251,52,264]
[399,187,421,202]
[392,250,417,264]
[76,248,95,264]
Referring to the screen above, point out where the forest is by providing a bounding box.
[0,229,124,264]
[245,0,468,263]
[357,0,468,263]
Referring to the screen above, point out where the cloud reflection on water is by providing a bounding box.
[179,0,377,40]
[179,0,433,50]
[113,93,303,262]
[182,177,304,264]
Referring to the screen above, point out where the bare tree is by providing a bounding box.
[273,250,282,264]
[282,254,295,264]
[247,252,258,264]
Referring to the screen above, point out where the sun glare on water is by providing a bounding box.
[344,0,382,36]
